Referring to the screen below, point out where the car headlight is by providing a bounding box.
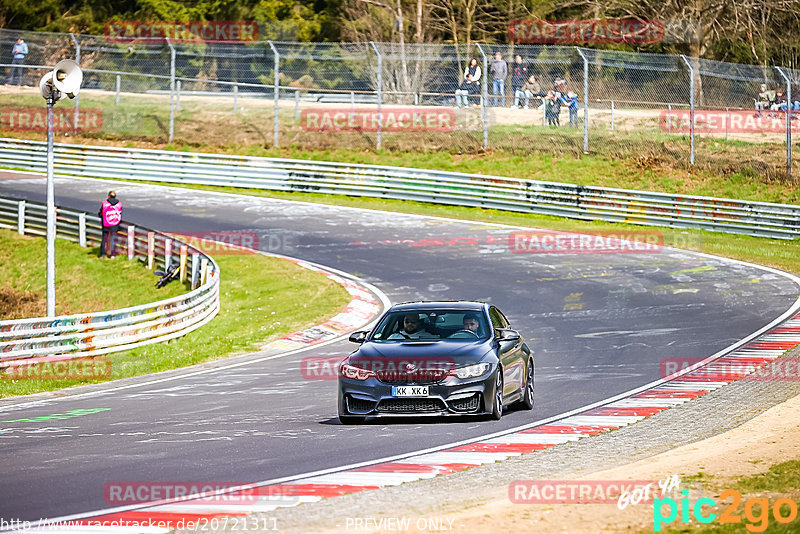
[455,363,491,379]
[340,363,376,380]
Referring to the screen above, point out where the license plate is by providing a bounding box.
[392,386,429,397]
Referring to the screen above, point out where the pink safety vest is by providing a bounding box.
[101,200,122,226]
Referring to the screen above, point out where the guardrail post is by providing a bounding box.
[233,84,238,113]
[167,38,176,143]
[776,67,792,180]
[115,75,121,106]
[575,48,589,154]
[147,231,155,269]
[294,89,300,122]
[127,225,135,260]
[476,44,488,150]
[200,257,209,285]
[268,41,280,148]
[680,55,695,165]
[176,80,181,111]
[370,42,383,149]
[180,244,188,282]
[191,252,200,289]
[165,238,173,269]
[17,200,25,235]
[78,212,86,247]
[70,33,80,135]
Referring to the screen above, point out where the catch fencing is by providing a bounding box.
[0,195,220,366]
[0,138,797,240]
[0,29,798,180]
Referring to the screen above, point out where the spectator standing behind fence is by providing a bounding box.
[98,191,122,258]
[510,56,528,108]
[562,92,579,127]
[517,75,543,110]
[545,90,561,126]
[554,75,567,98]
[8,38,28,86]
[491,52,507,107]
[455,58,481,108]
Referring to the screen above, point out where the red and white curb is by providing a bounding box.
[18,313,799,533]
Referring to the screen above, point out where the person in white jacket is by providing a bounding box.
[455,58,481,108]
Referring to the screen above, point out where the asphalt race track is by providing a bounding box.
[1,173,798,522]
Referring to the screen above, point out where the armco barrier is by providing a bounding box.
[0,196,220,366]
[0,138,798,239]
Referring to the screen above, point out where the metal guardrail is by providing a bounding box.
[0,138,798,240]
[0,195,220,366]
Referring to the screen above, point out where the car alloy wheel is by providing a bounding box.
[490,370,503,420]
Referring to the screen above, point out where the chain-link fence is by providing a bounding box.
[0,28,797,180]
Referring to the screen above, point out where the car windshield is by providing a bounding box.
[370,310,489,342]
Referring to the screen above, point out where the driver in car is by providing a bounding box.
[389,314,436,340]
[462,313,480,333]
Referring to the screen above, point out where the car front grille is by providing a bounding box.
[377,398,446,413]
[376,369,449,385]
[448,393,481,413]
[347,396,376,413]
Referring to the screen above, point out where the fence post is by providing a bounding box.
[668,104,672,134]
[167,38,176,143]
[476,44,488,150]
[127,225,135,260]
[165,238,173,269]
[680,55,695,165]
[17,200,25,235]
[179,244,188,282]
[147,231,155,269]
[776,67,792,180]
[176,80,181,111]
[575,47,589,154]
[294,89,300,121]
[370,42,383,149]
[233,84,238,113]
[78,212,86,247]
[611,101,615,131]
[267,41,280,147]
[200,257,209,286]
[115,75,121,106]
[70,33,80,134]
[725,107,729,142]
[191,252,200,289]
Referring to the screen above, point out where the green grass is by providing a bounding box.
[0,230,351,398]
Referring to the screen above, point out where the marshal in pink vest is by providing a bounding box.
[101,200,122,227]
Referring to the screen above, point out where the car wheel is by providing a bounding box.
[338,414,365,425]
[490,370,503,420]
[515,359,534,410]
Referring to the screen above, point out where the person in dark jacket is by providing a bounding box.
[98,190,122,257]
[510,55,528,108]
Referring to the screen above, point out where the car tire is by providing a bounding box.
[514,359,534,410]
[338,414,365,425]
[490,371,503,420]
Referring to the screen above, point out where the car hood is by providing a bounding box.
[350,340,492,366]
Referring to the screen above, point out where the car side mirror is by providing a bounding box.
[497,328,520,342]
[348,331,368,343]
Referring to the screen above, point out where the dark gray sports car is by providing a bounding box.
[338,301,534,423]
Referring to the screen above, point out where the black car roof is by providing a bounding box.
[390,301,487,312]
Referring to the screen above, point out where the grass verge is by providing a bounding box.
[0,229,351,398]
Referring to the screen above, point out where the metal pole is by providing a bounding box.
[476,44,488,149]
[167,39,175,143]
[115,75,121,106]
[294,89,299,122]
[46,96,56,317]
[268,41,280,147]
[575,47,589,153]
[680,55,695,165]
[611,101,614,132]
[776,67,792,180]
[70,33,80,134]
[370,42,382,149]
[176,80,181,111]
[725,107,729,142]
[233,84,238,113]
[668,104,672,135]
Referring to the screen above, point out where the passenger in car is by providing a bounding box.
[388,314,437,339]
